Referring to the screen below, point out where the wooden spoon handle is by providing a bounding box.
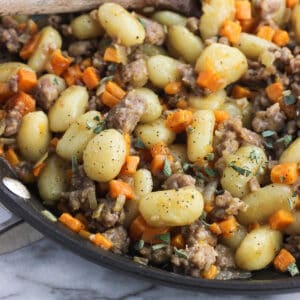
[0,0,199,16]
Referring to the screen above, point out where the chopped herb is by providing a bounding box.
[93,121,106,134]
[195,169,206,180]
[183,162,192,172]
[262,130,276,138]
[288,196,296,209]
[163,159,172,177]
[71,155,78,173]
[41,210,57,222]
[293,191,298,197]
[138,17,146,27]
[100,75,114,84]
[93,116,100,122]
[206,153,215,161]
[174,247,188,259]
[280,175,286,183]
[199,212,210,226]
[287,263,299,277]
[204,167,217,177]
[107,63,117,72]
[155,232,170,244]
[263,140,274,149]
[283,94,296,106]
[53,78,59,85]
[228,162,251,176]
[134,138,146,149]
[152,244,167,251]
[249,150,259,163]
[277,135,293,148]
[86,120,94,130]
[187,126,194,133]
[134,239,145,251]
[215,189,224,195]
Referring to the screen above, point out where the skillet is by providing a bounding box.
[0,157,300,294]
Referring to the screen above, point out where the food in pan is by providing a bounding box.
[0,0,300,280]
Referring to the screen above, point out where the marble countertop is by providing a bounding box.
[1,238,300,300]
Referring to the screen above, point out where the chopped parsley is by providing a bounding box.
[134,240,145,251]
[53,78,59,86]
[100,75,114,84]
[183,162,192,172]
[261,130,276,138]
[134,138,146,149]
[204,167,217,177]
[163,158,172,177]
[138,17,146,27]
[287,263,299,277]
[152,244,167,251]
[93,121,106,134]
[277,135,293,148]
[71,155,78,173]
[107,63,117,72]
[293,191,298,197]
[215,189,225,196]
[206,153,215,161]
[155,232,170,244]
[263,140,274,149]
[174,247,188,259]
[228,162,251,176]
[249,149,259,163]
[283,94,296,106]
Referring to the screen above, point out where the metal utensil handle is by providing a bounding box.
[0,202,23,234]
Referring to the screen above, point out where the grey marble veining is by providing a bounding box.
[0,238,300,300]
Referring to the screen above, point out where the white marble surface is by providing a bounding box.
[1,238,300,300]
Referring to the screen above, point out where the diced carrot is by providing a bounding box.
[150,142,171,158]
[266,82,283,102]
[151,154,168,174]
[81,58,92,68]
[109,180,135,200]
[101,90,120,108]
[32,162,46,177]
[202,265,218,280]
[142,227,170,244]
[90,233,113,250]
[5,148,20,166]
[166,109,194,133]
[209,223,222,235]
[50,137,59,148]
[274,248,296,272]
[106,81,126,100]
[271,163,298,184]
[59,213,85,233]
[269,210,295,230]
[82,66,100,90]
[219,20,242,44]
[19,33,40,60]
[103,47,121,63]
[129,215,148,241]
[0,82,13,102]
[176,99,188,109]
[286,0,299,8]
[196,69,223,92]
[273,29,290,46]
[231,85,251,99]
[171,234,185,249]
[214,110,229,123]
[26,19,38,35]
[219,217,238,238]
[240,18,256,33]
[248,222,260,232]
[7,91,36,116]
[204,202,214,213]
[164,82,183,95]
[123,133,131,156]
[79,229,91,240]
[235,1,252,20]
[120,156,140,175]
[50,49,73,76]
[17,69,37,92]
[257,25,275,41]
[63,65,83,86]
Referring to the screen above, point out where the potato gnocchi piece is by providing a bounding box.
[280,137,300,163]
[292,4,300,42]
[0,62,33,83]
[139,186,204,227]
[56,111,103,161]
[98,3,145,47]
[38,155,68,205]
[83,129,126,182]
[151,10,187,26]
[17,111,51,162]
[238,184,296,225]
[221,146,267,198]
[221,225,247,251]
[48,85,89,132]
[235,226,282,271]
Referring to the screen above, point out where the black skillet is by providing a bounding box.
[0,157,300,294]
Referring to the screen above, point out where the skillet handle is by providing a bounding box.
[0,202,22,234]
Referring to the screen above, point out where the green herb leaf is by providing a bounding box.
[204,167,217,177]
[249,149,259,163]
[280,175,286,183]
[134,239,145,251]
[152,244,167,251]
[283,94,296,106]
[100,75,114,84]
[277,135,293,148]
[93,121,106,134]
[262,130,276,138]
[71,155,78,173]
[53,78,59,85]
[138,17,146,28]
[228,162,251,176]
[134,138,146,149]
[107,63,117,72]
[174,247,188,259]
[263,140,274,149]
[163,158,172,177]
[215,189,224,195]
[287,263,299,277]
[155,232,170,244]
[293,191,298,197]
[183,162,192,172]
[86,120,94,130]
[94,116,100,122]
[206,153,215,161]
[288,196,297,209]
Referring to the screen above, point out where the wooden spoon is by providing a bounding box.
[0,0,200,16]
